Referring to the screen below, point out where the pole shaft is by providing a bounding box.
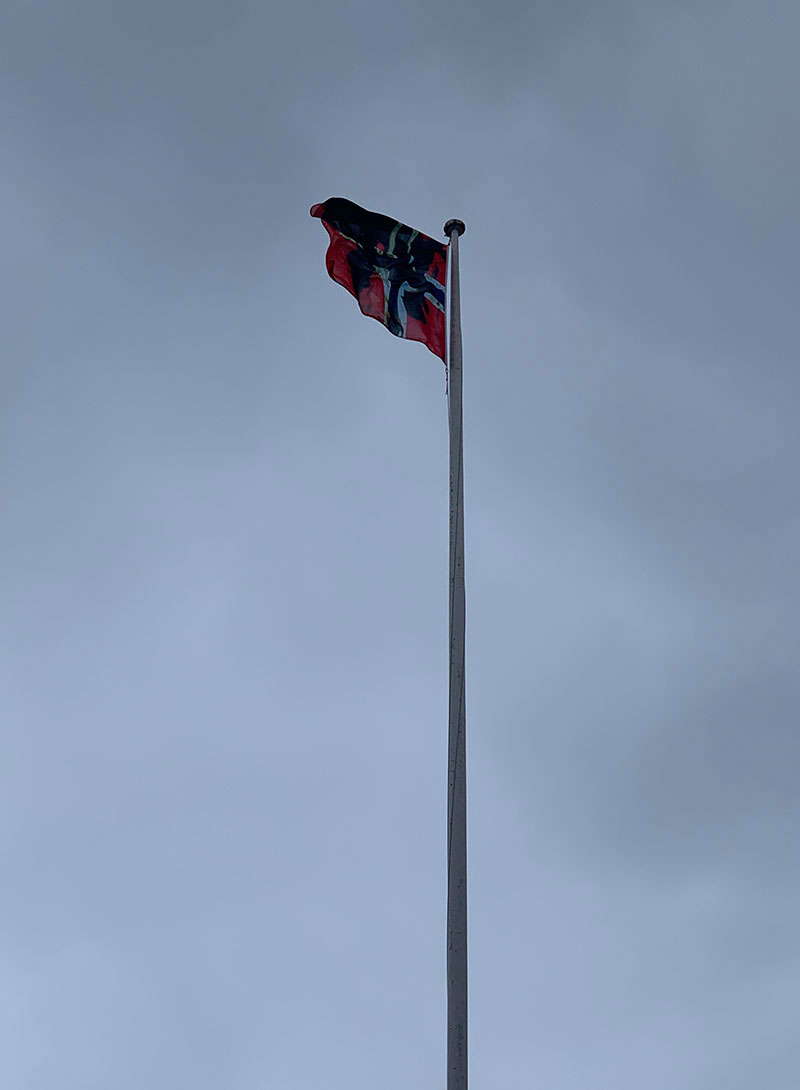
[445,219,467,1090]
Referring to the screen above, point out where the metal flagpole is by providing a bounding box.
[444,217,467,1090]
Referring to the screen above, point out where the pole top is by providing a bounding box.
[444,219,466,238]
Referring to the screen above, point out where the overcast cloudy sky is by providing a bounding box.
[2,1,799,1087]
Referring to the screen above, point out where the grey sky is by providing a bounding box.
[2,0,799,1087]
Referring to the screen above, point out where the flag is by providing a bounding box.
[310,197,447,361]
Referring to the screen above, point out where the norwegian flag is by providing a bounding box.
[310,197,447,361]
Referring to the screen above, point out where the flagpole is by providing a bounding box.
[444,217,467,1090]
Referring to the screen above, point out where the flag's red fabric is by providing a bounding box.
[311,197,447,361]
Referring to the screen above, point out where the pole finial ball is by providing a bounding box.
[444,219,466,238]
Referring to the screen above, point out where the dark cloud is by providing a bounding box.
[2,0,798,1086]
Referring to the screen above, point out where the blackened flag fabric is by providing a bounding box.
[310,197,447,361]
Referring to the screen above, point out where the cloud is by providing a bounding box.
[2,0,798,1086]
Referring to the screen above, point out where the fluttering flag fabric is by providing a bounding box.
[310,197,447,361]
